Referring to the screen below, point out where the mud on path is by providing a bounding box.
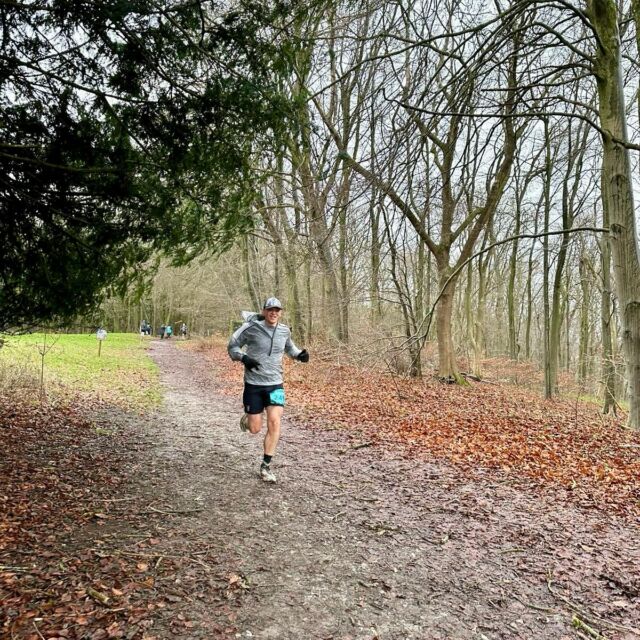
[115,339,639,640]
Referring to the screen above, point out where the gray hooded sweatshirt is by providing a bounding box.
[228,318,302,386]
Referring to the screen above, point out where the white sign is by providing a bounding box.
[96,328,107,341]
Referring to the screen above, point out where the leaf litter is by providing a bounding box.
[201,338,640,520]
[1,339,639,639]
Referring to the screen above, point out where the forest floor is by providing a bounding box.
[2,338,640,640]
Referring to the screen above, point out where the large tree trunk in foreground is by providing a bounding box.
[590,0,640,428]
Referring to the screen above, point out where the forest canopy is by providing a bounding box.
[0,0,296,331]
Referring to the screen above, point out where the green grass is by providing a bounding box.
[563,390,629,412]
[0,333,161,410]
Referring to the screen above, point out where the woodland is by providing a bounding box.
[2,0,640,421]
[86,0,640,426]
[2,0,640,638]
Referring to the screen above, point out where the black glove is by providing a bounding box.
[241,354,261,371]
[296,349,309,363]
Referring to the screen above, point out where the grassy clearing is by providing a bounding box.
[0,333,161,410]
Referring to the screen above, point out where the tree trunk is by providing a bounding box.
[578,257,590,384]
[258,174,305,342]
[525,238,535,360]
[297,157,343,340]
[338,173,350,343]
[601,233,617,414]
[473,229,492,379]
[305,251,313,340]
[590,0,640,428]
[370,199,382,323]
[599,133,617,415]
[464,261,475,372]
[242,236,261,311]
[543,119,553,399]
[274,250,280,296]
[288,30,343,341]
[436,265,464,383]
[565,270,572,373]
[549,213,571,397]
[508,198,521,360]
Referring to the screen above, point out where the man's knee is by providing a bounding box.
[248,414,262,433]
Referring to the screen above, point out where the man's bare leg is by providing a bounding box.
[246,413,262,434]
[264,405,283,456]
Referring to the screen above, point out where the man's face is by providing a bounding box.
[263,307,282,326]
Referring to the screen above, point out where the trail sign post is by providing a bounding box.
[96,328,107,357]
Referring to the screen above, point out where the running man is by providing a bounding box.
[227,297,309,482]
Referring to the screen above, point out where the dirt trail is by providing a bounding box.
[123,339,639,640]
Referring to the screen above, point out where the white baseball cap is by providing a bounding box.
[263,297,283,310]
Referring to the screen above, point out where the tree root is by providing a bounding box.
[547,578,640,637]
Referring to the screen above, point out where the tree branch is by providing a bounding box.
[409,226,610,348]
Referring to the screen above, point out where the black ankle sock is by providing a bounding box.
[263,454,272,466]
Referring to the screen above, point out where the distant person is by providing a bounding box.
[227,297,309,483]
[159,324,166,339]
[140,320,150,336]
[180,322,188,339]
[165,324,173,339]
